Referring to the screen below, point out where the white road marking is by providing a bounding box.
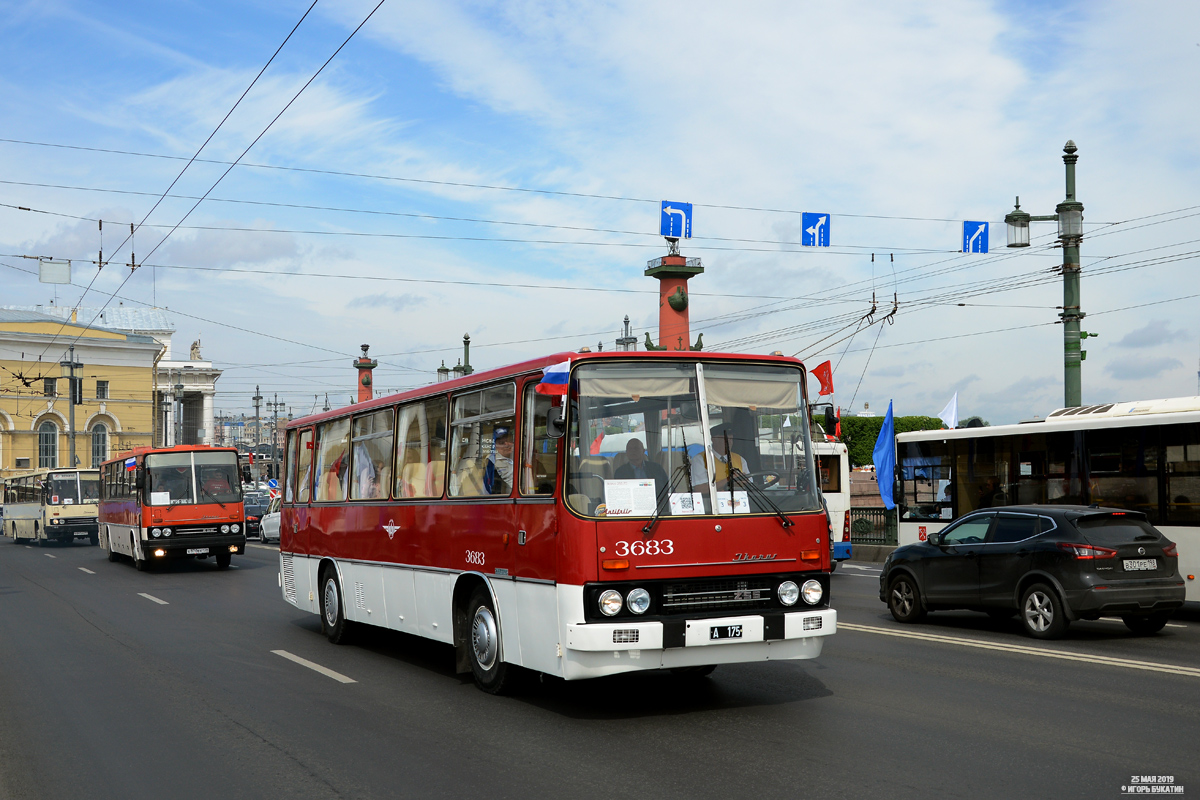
[44,553,56,559]
[838,622,1200,678]
[1166,623,1187,629]
[1079,618,1186,630]
[271,650,356,684]
[843,564,880,571]
[840,573,880,578]
[247,543,277,551]
[24,546,32,549]
[78,567,95,574]
[137,592,169,605]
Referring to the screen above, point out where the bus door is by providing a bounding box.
[289,427,314,554]
[515,382,560,582]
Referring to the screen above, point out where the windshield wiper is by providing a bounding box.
[197,482,227,510]
[641,464,690,536]
[728,467,793,530]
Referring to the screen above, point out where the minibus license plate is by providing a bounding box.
[709,624,743,641]
[1123,558,1156,571]
[187,548,209,555]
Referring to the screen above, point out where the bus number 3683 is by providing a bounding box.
[613,540,674,557]
[465,550,486,566]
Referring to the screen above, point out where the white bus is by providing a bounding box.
[813,438,852,568]
[3,469,101,546]
[895,396,1200,603]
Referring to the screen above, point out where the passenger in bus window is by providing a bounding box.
[484,426,514,495]
[614,438,668,491]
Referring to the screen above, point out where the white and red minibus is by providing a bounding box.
[279,351,836,692]
[99,445,246,570]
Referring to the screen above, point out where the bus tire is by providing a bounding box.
[320,568,349,644]
[89,531,99,546]
[106,530,118,562]
[1020,583,1068,640]
[215,551,231,570]
[887,574,926,623]
[132,534,147,571]
[465,586,513,695]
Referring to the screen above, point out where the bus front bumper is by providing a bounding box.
[143,535,247,559]
[46,519,98,539]
[562,607,836,680]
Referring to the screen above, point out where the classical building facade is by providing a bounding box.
[0,309,161,476]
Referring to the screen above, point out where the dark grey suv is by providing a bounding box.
[879,505,1185,639]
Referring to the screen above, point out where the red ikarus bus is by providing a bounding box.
[99,445,246,570]
[279,351,836,692]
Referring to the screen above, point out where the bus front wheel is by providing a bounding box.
[215,551,231,570]
[105,528,118,562]
[321,569,349,644]
[466,586,513,695]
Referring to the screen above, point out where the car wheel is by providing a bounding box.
[321,569,349,644]
[465,586,513,694]
[1020,583,1068,639]
[888,574,926,623]
[1122,612,1170,635]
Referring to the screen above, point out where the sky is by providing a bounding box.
[1,0,1198,424]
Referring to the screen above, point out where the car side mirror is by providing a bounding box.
[546,406,566,439]
[926,531,942,546]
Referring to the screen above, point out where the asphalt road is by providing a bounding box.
[1,538,1197,799]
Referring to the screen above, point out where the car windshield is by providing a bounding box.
[566,360,821,517]
[146,452,242,506]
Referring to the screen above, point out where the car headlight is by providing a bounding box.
[151,527,161,537]
[626,588,651,614]
[162,528,172,537]
[598,589,623,616]
[777,580,800,606]
[220,524,230,533]
[231,523,240,533]
[801,579,823,606]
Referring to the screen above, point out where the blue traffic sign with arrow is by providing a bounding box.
[660,201,693,239]
[962,221,989,253]
[801,212,830,247]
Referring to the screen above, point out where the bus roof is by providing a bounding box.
[286,349,807,430]
[102,444,240,466]
[897,395,1200,443]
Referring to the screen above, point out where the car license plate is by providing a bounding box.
[186,548,209,555]
[709,624,743,641]
[1123,558,1156,571]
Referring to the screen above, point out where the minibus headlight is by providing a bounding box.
[599,590,623,616]
[626,588,651,615]
[801,579,823,606]
[778,581,800,606]
[231,523,240,533]
[151,527,161,537]
[220,524,230,534]
[161,528,172,537]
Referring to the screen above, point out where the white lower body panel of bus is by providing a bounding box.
[279,552,836,680]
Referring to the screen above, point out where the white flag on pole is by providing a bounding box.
[939,392,959,429]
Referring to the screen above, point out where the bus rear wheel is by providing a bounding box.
[104,528,118,562]
[321,569,349,644]
[466,586,513,695]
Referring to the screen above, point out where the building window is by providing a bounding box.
[38,421,58,468]
[96,380,109,400]
[15,457,30,469]
[43,378,57,398]
[91,423,108,468]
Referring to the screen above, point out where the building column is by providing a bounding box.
[201,390,215,446]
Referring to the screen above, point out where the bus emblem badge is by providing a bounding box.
[383,520,400,540]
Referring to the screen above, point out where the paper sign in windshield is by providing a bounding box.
[150,492,171,505]
[669,492,705,515]
[716,491,751,514]
[604,479,657,517]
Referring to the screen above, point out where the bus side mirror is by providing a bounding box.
[546,406,566,439]
[134,468,145,489]
[824,407,836,433]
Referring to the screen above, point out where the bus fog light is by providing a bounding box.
[228,545,238,553]
[231,523,240,533]
[801,579,823,605]
[220,524,230,533]
[151,528,161,537]
[777,581,800,606]
[599,590,623,616]
[153,549,165,557]
[626,588,651,614]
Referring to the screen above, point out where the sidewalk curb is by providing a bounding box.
[848,544,896,563]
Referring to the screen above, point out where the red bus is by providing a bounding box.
[279,351,836,692]
[98,445,246,570]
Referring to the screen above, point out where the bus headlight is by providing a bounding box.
[801,579,823,605]
[599,590,623,616]
[778,581,800,606]
[50,519,60,525]
[626,588,651,614]
[151,527,161,537]
[220,524,230,533]
[231,523,240,533]
[162,528,172,537]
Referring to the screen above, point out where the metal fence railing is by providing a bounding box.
[849,507,898,546]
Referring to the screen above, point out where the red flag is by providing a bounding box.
[589,432,605,455]
[812,360,834,396]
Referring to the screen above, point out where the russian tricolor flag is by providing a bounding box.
[124,457,137,472]
[535,360,571,396]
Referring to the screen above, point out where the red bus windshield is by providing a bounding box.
[146,451,242,506]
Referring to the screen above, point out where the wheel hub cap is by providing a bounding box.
[472,606,498,670]
[324,580,339,627]
[1025,592,1052,631]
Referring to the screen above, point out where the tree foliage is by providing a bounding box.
[839,415,945,467]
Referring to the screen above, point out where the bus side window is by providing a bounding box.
[396,399,448,499]
[520,382,559,496]
[351,409,395,500]
[450,385,516,497]
[284,430,297,503]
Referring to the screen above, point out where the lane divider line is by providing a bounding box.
[271,649,356,684]
[839,574,880,579]
[838,622,1200,678]
[78,567,95,574]
[247,544,277,551]
[138,592,169,605]
[43,553,56,559]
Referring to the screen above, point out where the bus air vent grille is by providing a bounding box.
[661,579,775,612]
[281,554,296,603]
[355,582,366,610]
[613,629,640,644]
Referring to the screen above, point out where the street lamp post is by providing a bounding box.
[59,344,83,467]
[1005,140,1086,408]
